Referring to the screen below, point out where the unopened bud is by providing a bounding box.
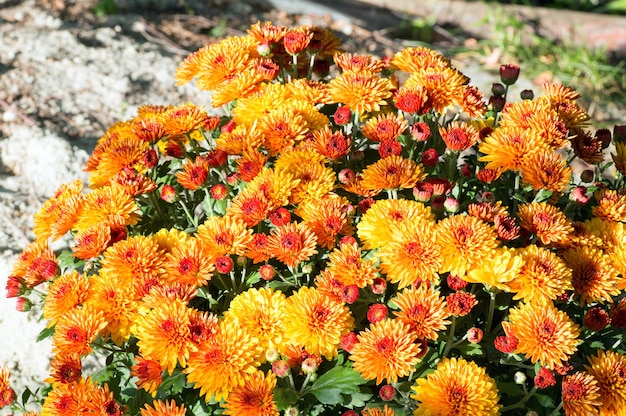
[514,371,527,385]
[379,384,396,401]
[520,89,534,100]
[500,64,520,85]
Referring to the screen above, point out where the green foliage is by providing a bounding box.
[94,0,117,17]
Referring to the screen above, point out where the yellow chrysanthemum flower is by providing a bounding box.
[411,357,501,415]
[185,320,261,402]
[196,215,253,257]
[561,371,601,416]
[33,179,84,242]
[585,350,626,416]
[140,399,187,416]
[466,246,523,292]
[327,70,393,114]
[508,301,580,369]
[520,151,572,193]
[563,246,620,305]
[223,288,287,359]
[72,184,140,234]
[350,319,421,385]
[359,155,426,192]
[437,214,499,277]
[282,286,354,360]
[222,370,278,416]
[391,286,450,340]
[478,126,548,172]
[357,199,434,250]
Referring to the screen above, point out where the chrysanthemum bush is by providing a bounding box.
[2,21,626,416]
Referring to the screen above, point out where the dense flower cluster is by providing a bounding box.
[3,21,626,416]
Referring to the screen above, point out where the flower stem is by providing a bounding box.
[548,401,563,416]
[442,315,457,358]
[179,200,197,229]
[500,386,537,412]
[486,289,497,333]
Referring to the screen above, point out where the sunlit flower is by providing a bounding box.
[562,246,620,305]
[357,199,434,250]
[439,121,479,152]
[509,244,572,304]
[585,350,626,415]
[222,370,278,416]
[42,270,89,327]
[327,70,393,114]
[267,221,318,267]
[391,46,449,73]
[592,188,626,222]
[41,378,97,416]
[140,399,187,416]
[223,288,287,358]
[11,240,58,288]
[466,246,523,291]
[297,194,354,249]
[216,124,265,156]
[72,184,139,233]
[334,52,386,73]
[185,320,261,402]
[411,357,501,415]
[359,155,426,192]
[437,214,499,277]
[131,355,164,396]
[508,301,580,369]
[227,190,271,228]
[561,371,601,416]
[52,307,107,358]
[521,150,572,193]
[404,66,469,114]
[478,126,547,171]
[391,286,450,340]
[135,298,193,374]
[517,202,574,246]
[33,180,84,242]
[283,286,354,360]
[163,237,215,288]
[311,126,351,160]
[361,405,395,416]
[350,319,421,384]
[197,215,253,257]
[361,112,408,142]
[176,156,210,190]
[326,242,379,288]
[258,106,308,153]
[377,219,441,287]
[285,79,332,105]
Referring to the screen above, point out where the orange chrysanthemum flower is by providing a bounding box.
[517,202,574,246]
[391,46,449,73]
[334,52,386,73]
[326,241,378,288]
[131,355,164,396]
[437,214,499,277]
[327,70,393,114]
[509,244,572,304]
[612,141,626,176]
[244,167,300,209]
[52,307,107,358]
[227,190,271,228]
[592,188,626,222]
[393,85,428,114]
[135,298,193,374]
[361,405,395,416]
[41,378,98,416]
[404,66,469,114]
[247,21,285,44]
[72,184,139,233]
[222,370,278,416]
[359,155,425,191]
[411,357,501,415]
[185,320,261,402]
[459,85,487,118]
[391,286,450,340]
[361,112,408,142]
[562,246,620,305]
[140,399,187,416]
[508,301,580,369]
[236,149,268,182]
[159,102,209,137]
[521,151,572,193]
[257,106,308,154]
[561,371,601,416]
[163,237,215,288]
[377,219,442,287]
[478,126,547,172]
[541,84,590,128]
[285,79,332,105]
[311,126,351,160]
[585,350,626,415]
[274,154,336,204]
[223,288,287,358]
[11,240,58,288]
[267,221,318,268]
[465,246,523,291]
[357,199,434,250]
[176,156,210,190]
[46,353,82,386]
[282,286,354,360]
[42,271,89,327]
[350,319,421,385]
[216,124,264,156]
[33,179,84,242]
[297,194,354,249]
[85,272,137,345]
[196,215,253,258]
[72,222,114,260]
[439,121,479,152]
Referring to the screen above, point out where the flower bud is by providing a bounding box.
[500,63,520,85]
[338,168,356,184]
[534,367,556,389]
[379,384,396,401]
[491,83,506,96]
[520,89,534,100]
[226,172,239,185]
[447,274,468,291]
[339,235,357,247]
[467,327,483,344]
[269,207,291,227]
[352,150,365,161]
[580,169,594,183]
[5,275,25,298]
[514,371,527,385]
[272,360,291,378]
[411,121,431,142]
[370,278,387,295]
[341,284,359,304]
[570,186,590,205]
[443,197,460,213]
[257,41,271,57]
[221,120,236,133]
[265,347,280,363]
[358,197,374,214]
[595,128,612,149]
[421,148,439,167]
[160,184,178,203]
[16,296,32,312]
[367,304,388,323]
[285,406,299,416]
[210,184,228,200]
[341,411,358,416]
[413,182,434,202]
[333,106,352,125]
[142,149,159,168]
[613,125,626,142]
[584,307,610,331]
[431,195,446,212]
[489,95,506,112]
[259,264,275,281]
[460,163,472,177]
[340,332,359,353]
[215,256,234,274]
[301,356,321,374]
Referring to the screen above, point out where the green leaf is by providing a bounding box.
[36,325,55,342]
[589,340,605,349]
[534,393,556,408]
[342,391,372,408]
[308,366,365,405]
[56,249,85,272]
[273,387,298,410]
[457,341,483,356]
